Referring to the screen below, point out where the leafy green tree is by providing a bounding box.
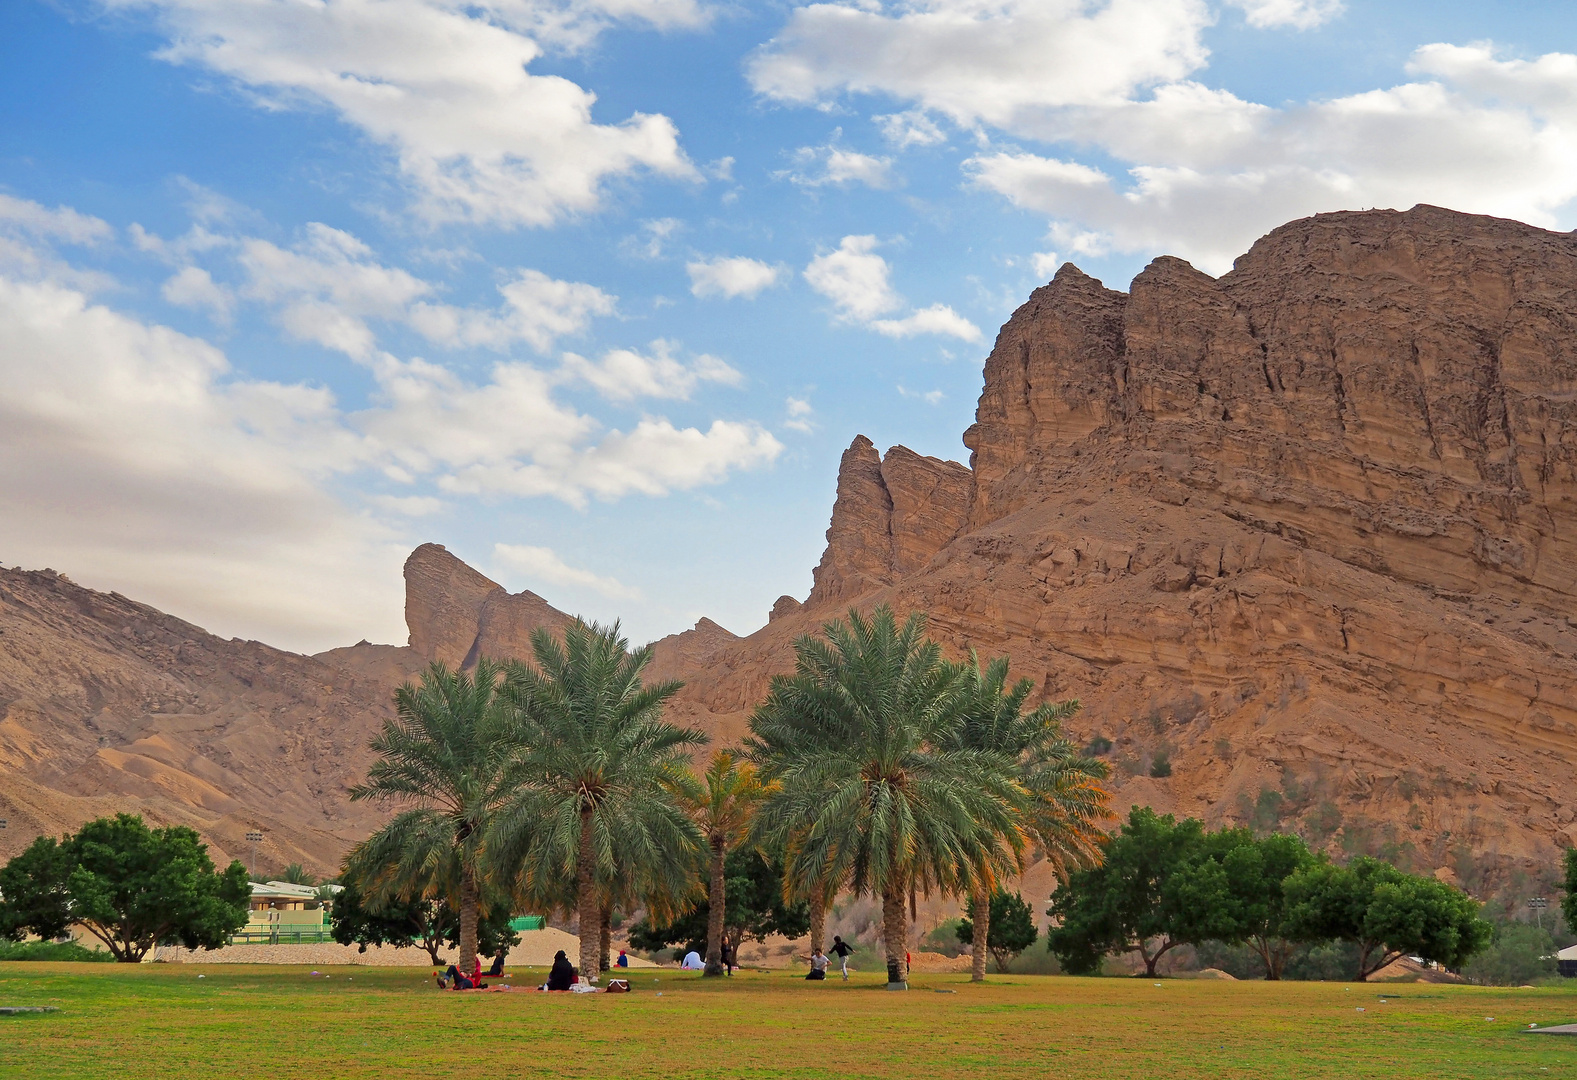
[944,653,1111,982]
[1563,849,1577,937]
[0,814,249,963]
[1164,830,1317,979]
[1283,856,1491,980]
[1463,918,1557,986]
[0,835,73,943]
[748,606,1021,985]
[627,848,810,959]
[330,877,518,965]
[348,659,516,976]
[1046,806,1205,976]
[956,889,1040,972]
[493,619,707,982]
[685,752,771,975]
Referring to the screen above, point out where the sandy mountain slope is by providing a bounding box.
[4,205,1575,894]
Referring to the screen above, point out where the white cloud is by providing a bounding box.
[874,110,947,149]
[966,46,1577,272]
[784,395,814,433]
[0,194,114,245]
[898,385,944,405]
[1227,0,1342,30]
[782,136,897,188]
[872,302,981,342]
[0,216,783,645]
[162,266,234,321]
[749,0,1213,127]
[493,542,640,600]
[755,5,1577,273]
[0,269,406,652]
[622,217,683,259]
[558,340,742,401]
[803,234,903,320]
[107,0,700,227]
[225,223,614,358]
[1031,250,1060,278]
[803,235,982,340]
[687,255,783,299]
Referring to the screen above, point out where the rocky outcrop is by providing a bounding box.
[403,544,502,666]
[806,437,972,608]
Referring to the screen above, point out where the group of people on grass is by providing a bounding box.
[437,934,859,991]
[804,936,854,981]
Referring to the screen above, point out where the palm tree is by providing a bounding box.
[748,605,1022,986]
[687,752,771,975]
[347,660,515,975]
[948,654,1112,982]
[492,619,707,982]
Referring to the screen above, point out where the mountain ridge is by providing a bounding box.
[4,204,1575,893]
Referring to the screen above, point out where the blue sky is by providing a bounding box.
[1,0,1574,652]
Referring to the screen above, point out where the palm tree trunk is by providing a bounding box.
[458,868,479,976]
[882,884,908,986]
[599,903,612,972]
[809,891,826,956]
[970,885,989,983]
[705,837,726,976]
[576,806,600,982]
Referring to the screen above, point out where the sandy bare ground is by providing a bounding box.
[147,928,655,968]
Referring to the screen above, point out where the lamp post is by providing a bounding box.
[246,830,263,878]
[1530,897,1548,931]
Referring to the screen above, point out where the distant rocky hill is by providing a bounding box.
[4,205,1575,894]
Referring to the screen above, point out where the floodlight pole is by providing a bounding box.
[1530,897,1548,931]
[246,830,263,878]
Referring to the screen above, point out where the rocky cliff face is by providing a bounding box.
[666,206,1577,885]
[806,437,973,607]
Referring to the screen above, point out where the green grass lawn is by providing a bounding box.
[2,962,1573,1078]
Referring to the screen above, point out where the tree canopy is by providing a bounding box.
[1282,856,1491,980]
[1046,806,1204,976]
[1163,829,1317,978]
[0,814,249,963]
[347,658,518,976]
[330,876,518,965]
[492,618,706,981]
[748,605,1023,985]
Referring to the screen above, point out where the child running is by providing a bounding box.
[829,935,854,980]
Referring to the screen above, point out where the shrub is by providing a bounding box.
[0,939,114,962]
[1149,750,1173,778]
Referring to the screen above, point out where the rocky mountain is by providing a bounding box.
[4,205,1575,895]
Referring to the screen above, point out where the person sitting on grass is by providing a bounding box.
[616,949,629,968]
[803,948,830,981]
[487,951,505,978]
[442,963,478,990]
[547,950,576,991]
